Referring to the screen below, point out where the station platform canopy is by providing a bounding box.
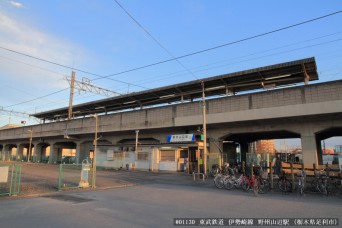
[33,57,318,121]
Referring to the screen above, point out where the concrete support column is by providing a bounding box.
[35,143,43,162]
[300,133,318,165]
[49,144,59,164]
[315,139,323,165]
[4,144,13,161]
[208,139,222,168]
[17,144,25,162]
[239,142,249,163]
[75,142,81,164]
[0,144,4,161]
[76,141,94,163]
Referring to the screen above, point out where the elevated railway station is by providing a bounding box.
[1,57,342,172]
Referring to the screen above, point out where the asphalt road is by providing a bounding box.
[0,180,341,228]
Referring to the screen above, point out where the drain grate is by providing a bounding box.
[43,194,93,203]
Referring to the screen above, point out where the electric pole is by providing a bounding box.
[68,71,76,120]
[201,81,207,177]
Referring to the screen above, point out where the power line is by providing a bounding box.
[0,48,151,90]
[4,88,69,109]
[113,0,198,80]
[101,37,342,92]
[0,46,103,78]
[1,10,341,84]
[99,10,342,80]
[1,10,341,109]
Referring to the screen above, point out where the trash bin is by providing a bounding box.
[126,164,129,170]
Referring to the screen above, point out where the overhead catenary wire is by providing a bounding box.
[1,10,340,83]
[1,10,341,110]
[113,0,199,80]
[14,35,342,114]
[99,10,342,80]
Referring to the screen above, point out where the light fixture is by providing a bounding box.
[123,101,136,105]
[159,94,175,99]
[265,74,291,81]
[205,85,225,92]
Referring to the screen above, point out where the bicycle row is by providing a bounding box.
[211,163,342,197]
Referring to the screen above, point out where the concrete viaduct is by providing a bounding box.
[1,79,342,167]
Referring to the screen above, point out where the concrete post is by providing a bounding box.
[300,134,318,165]
[17,144,24,161]
[315,139,323,165]
[49,144,59,163]
[35,143,43,162]
[75,142,81,164]
[240,142,249,163]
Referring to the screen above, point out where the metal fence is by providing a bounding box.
[58,162,94,191]
[0,164,22,196]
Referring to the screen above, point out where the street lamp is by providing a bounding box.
[92,114,98,188]
[27,130,33,162]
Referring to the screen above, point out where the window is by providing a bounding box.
[113,152,124,160]
[137,152,149,161]
[160,150,175,162]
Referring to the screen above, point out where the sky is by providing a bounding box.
[0,0,341,149]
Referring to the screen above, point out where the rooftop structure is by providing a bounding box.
[33,57,318,121]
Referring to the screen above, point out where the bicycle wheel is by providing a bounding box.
[318,178,332,196]
[241,177,249,191]
[253,178,259,196]
[334,179,342,191]
[317,179,327,195]
[259,179,270,194]
[310,179,319,192]
[214,175,225,189]
[298,179,304,196]
[278,179,292,192]
[225,178,234,190]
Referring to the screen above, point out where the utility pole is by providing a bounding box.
[135,130,139,164]
[27,130,33,162]
[201,81,207,177]
[92,113,98,188]
[65,76,120,98]
[68,71,76,120]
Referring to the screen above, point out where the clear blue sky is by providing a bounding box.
[0,0,341,148]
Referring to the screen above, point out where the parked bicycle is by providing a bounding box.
[214,173,229,189]
[209,164,220,178]
[224,165,243,190]
[310,169,331,196]
[241,165,270,195]
[278,171,292,193]
[296,170,306,196]
[332,171,342,193]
